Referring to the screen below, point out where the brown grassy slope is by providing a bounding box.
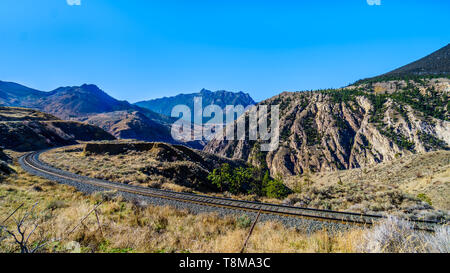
[0,106,57,121]
[284,151,450,217]
[2,152,447,253]
[0,163,367,253]
[41,143,244,192]
[42,144,449,219]
[0,107,115,151]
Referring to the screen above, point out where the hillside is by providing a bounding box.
[0,82,129,119]
[358,44,450,84]
[0,81,47,106]
[0,107,115,151]
[135,88,256,123]
[384,44,450,77]
[81,110,174,143]
[0,148,9,162]
[205,77,450,176]
[283,150,450,216]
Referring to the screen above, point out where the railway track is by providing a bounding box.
[19,150,445,232]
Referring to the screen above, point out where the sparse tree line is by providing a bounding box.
[207,163,290,199]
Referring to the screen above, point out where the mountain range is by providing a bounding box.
[135,88,256,124]
[0,82,254,147]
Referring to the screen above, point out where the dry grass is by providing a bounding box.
[41,145,217,192]
[1,163,448,253]
[0,106,57,122]
[40,147,450,221]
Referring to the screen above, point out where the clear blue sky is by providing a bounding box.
[0,0,449,102]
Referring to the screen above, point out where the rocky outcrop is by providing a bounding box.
[204,78,450,176]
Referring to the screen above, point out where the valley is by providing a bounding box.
[0,43,449,254]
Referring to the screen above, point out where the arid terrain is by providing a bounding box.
[0,150,448,253]
[284,151,450,220]
[205,77,449,176]
[40,142,449,222]
[1,44,449,254]
[41,142,245,193]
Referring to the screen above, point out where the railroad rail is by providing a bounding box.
[20,150,445,232]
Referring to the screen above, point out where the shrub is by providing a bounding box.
[208,163,233,192]
[152,215,169,232]
[46,200,67,210]
[236,214,252,229]
[359,216,450,253]
[264,177,290,199]
[208,164,259,195]
[0,161,14,176]
[426,225,450,253]
[417,193,432,206]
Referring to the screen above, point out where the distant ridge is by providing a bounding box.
[383,44,450,76]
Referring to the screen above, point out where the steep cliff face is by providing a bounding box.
[204,77,450,176]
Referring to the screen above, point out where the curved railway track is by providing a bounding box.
[20,150,445,232]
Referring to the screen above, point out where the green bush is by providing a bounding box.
[207,163,254,194]
[263,177,290,199]
[417,193,433,206]
[208,165,290,199]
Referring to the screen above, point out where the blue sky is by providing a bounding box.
[0,0,449,102]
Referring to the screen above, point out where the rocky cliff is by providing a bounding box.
[204,77,450,176]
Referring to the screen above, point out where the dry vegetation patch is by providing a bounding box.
[284,151,450,221]
[41,144,243,193]
[0,165,365,253]
[1,157,448,253]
